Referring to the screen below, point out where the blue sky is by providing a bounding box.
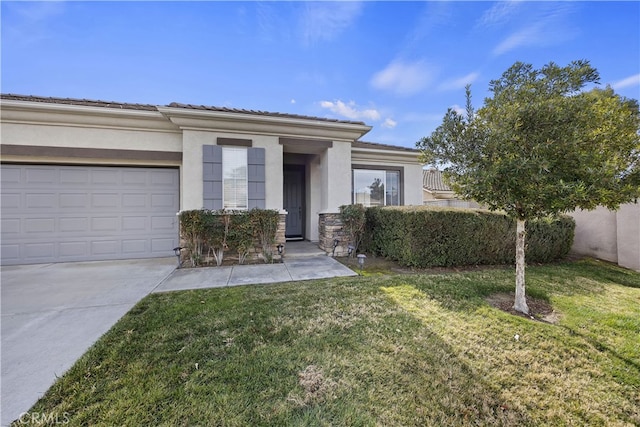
[2,1,639,148]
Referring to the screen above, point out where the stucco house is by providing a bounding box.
[0,94,422,266]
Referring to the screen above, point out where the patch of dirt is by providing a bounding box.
[289,365,337,406]
[486,293,560,324]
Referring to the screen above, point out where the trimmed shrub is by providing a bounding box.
[179,208,280,266]
[339,204,367,253]
[249,208,279,264]
[362,206,575,268]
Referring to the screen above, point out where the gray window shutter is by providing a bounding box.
[247,147,266,209]
[203,145,223,210]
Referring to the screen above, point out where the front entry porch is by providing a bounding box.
[283,240,325,258]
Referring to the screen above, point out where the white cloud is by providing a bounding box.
[477,1,522,28]
[382,118,397,129]
[491,3,577,56]
[370,60,434,96]
[299,2,362,45]
[438,72,479,91]
[319,100,381,121]
[290,99,296,104]
[612,74,640,91]
[492,24,542,56]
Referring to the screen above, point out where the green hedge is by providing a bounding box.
[363,206,575,268]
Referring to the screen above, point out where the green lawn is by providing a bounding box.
[19,259,639,426]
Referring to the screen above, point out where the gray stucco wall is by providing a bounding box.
[570,203,640,271]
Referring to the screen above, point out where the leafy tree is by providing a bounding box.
[417,60,640,314]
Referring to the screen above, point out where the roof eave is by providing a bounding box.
[157,106,372,141]
[0,99,178,132]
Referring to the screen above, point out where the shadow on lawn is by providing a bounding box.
[375,283,533,425]
[571,259,640,289]
[559,323,640,375]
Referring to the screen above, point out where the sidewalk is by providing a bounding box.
[153,256,357,293]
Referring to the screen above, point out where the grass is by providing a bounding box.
[17,259,640,426]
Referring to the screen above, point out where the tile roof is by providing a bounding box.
[352,140,419,153]
[0,94,370,126]
[0,94,158,111]
[423,169,452,191]
[166,102,367,125]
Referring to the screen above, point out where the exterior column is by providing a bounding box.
[320,141,352,212]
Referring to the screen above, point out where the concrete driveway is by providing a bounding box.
[1,258,176,426]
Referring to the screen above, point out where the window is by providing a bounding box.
[353,168,401,207]
[223,147,248,209]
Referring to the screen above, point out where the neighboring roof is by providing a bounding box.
[0,94,366,126]
[423,169,452,192]
[352,140,419,153]
[0,93,158,111]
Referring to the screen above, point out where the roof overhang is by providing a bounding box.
[0,98,178,132]
[351,144,421,164]
[157,106,372,142]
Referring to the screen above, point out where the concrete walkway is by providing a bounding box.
[154,256,357,293]
[0,254,355,426]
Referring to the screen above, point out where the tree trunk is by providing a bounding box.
[514,218,529,314]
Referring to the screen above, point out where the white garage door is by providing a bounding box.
[1,164,180,265]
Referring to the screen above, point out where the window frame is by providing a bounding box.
[351,164,404,207]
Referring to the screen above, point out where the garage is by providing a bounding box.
[1,164,180,265]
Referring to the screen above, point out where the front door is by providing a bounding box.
[283,166,304,239]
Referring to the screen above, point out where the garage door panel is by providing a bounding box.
[59,241,88,257]
[60,193,89,208]
[26,193,56,209]
[1,219,20,236]
[91,217,119,232]
[122,170,148,185]
[91,170,119,185]
[122,216,147,231]
[91,240,119,255]
[25,242,55,259]
[122,239,147,254]
[1,244,20,261]
[91,193,119,208]
[60,168,89,184]
[26,168,57,184]
[151,238,176,253]
[151,216,175,231]
[1,165,179,265]
[151,170,178,185]
[2,193,21,209]
[122,194,147,208]
[151,193,176,208]
[59,217,88,232]
[2,167,21,183]
[24,218,56,233]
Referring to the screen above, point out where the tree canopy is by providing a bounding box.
[418,60,640,221]
[417,60,640,313]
